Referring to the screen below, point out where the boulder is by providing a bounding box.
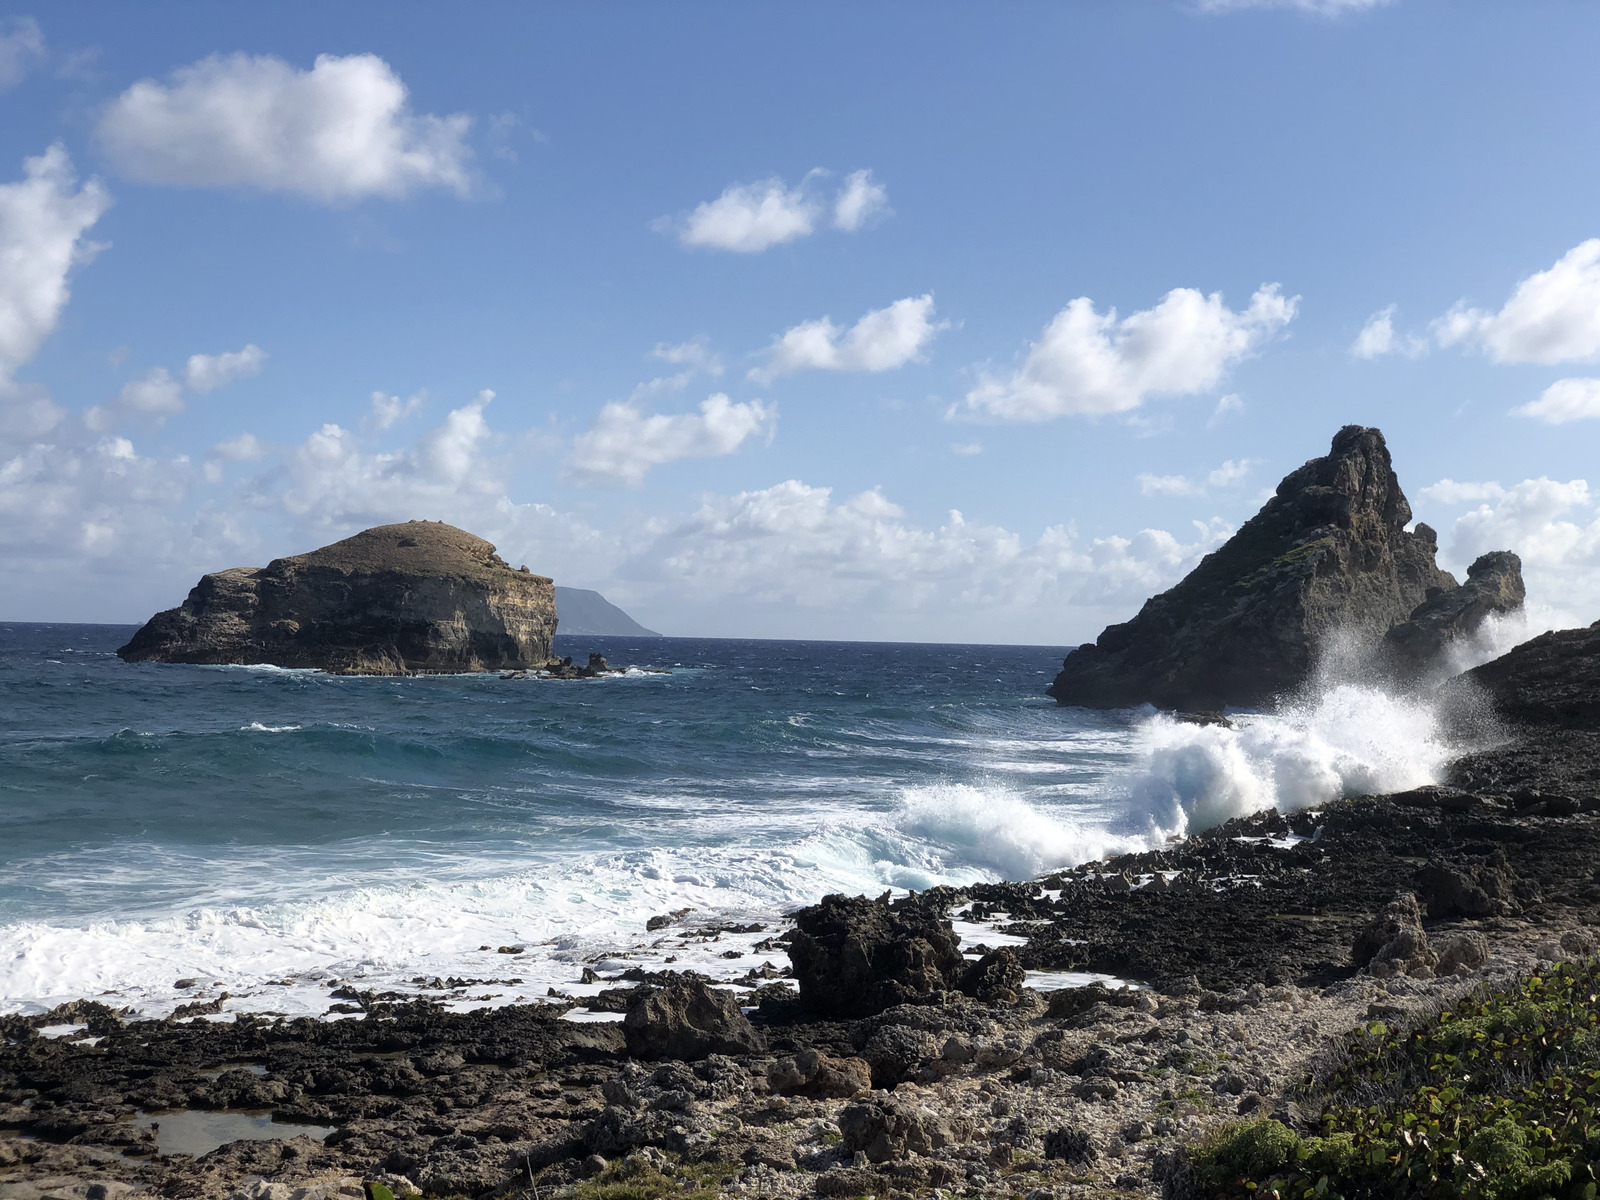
[837,1099,958,1162]
[1048,426,1457,710]
[1435,931,1490,975]
[622,980,765,1061]
[1351,893,1437,978]
[786,893,964,1018]
[958,948,1026,1004]
[766,1049,872,1099]
[1381,551,1524,677]
[1416,851,1523,919]
[118,522,558,674]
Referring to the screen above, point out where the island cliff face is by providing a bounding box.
[1048,426,1458,710]
[117,522,557,674]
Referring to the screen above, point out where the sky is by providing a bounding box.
[1,0,1598,643]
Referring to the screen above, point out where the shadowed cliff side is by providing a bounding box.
[1048,426,1456,710]
[117,521,558,674]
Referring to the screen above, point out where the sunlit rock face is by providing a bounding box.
[118,521,558,674]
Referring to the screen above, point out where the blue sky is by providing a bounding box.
[1,0,1598,641]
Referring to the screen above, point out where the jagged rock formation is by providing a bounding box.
[787,893,965,1019]
[117,522,558,675]
[1048,426,1458,710]
[1381,550,1525,676]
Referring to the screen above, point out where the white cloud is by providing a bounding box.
[84,367,184,431]
[1194,0,1392,14]
[0,144,111,396]
[1207,393,1245,426]
[616,478,1234,638]
[0,16,44,91]
[1420,479,1507,505]
[951,441,983,456]
[752,294,944,383]
[661,169,891,253]
[1350,304,1429,359]
[651,337,723,377]
[1137,457,1256,497]
[1433,239,1600,365]
[832,169,889,231]
[362,389,425,432]
[185,343,265,391]
[1513,377,1600,424]
[566,393,774,487]
[96,53,473,203]
[963,284,1297,422]
[1444,478,1600,617]
[211,432,266,462]
[668,175,819,253]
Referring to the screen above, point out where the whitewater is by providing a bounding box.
[0,619,1524,1020]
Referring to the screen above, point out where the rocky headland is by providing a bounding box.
[1048,426,1518,710]
[117,523,560,676]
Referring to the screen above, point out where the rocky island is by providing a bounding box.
[116,522,560,676]
[1047,426,1522,710]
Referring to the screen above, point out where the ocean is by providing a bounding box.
[0,622,1472,1020]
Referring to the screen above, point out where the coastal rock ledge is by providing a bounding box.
[117,521,558,674]
[1049,425,1507,710]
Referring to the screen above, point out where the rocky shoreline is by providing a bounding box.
[6,700,1600,1200]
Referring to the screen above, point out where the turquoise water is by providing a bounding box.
[1,623,1150,1015]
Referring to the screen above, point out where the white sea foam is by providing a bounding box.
[242,723,302,733]
[1122,684,1458,839]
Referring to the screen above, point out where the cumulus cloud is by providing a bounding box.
[1137,458,1256,498]
[617,478,1233,637]
[84,367,184,431]
[362,389,425,432]
[1207,394,1245,426]
[963,284,1296,422]
[832,169,890,231]
[1419,479,1507,505]
[96,53,473,202]
[1432,240,1600,365]
[660,169,891,252]
[185,343,265,391]
[651,337,724,376]
[0,144,111,394]
[0,16,44,91]
[566,393,774,487]
[752,294,944,383]
[1442,478,1600,613]
[1350,305,1429,359]
[1513,377,1600,424]
[1194,0,1392,14]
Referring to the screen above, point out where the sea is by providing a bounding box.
[0,621,1503,1021]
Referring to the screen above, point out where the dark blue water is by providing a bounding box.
[1,622,1156,1015]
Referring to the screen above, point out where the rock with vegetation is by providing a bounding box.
[117,521,558,675]
[1048,426,1459,710]
[1381,550,1525,678]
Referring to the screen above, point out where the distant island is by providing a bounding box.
[554,587,662,637]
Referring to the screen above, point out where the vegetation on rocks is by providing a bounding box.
[1191,958,1600,1199]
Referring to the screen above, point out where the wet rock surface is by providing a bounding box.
[1048,426,1459,710]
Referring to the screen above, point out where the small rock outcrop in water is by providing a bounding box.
[1048,426,1458,710]
[117,522,557,674]
[1381,550,1525,677]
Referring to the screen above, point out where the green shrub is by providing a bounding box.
[1191,959,1600,1199]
